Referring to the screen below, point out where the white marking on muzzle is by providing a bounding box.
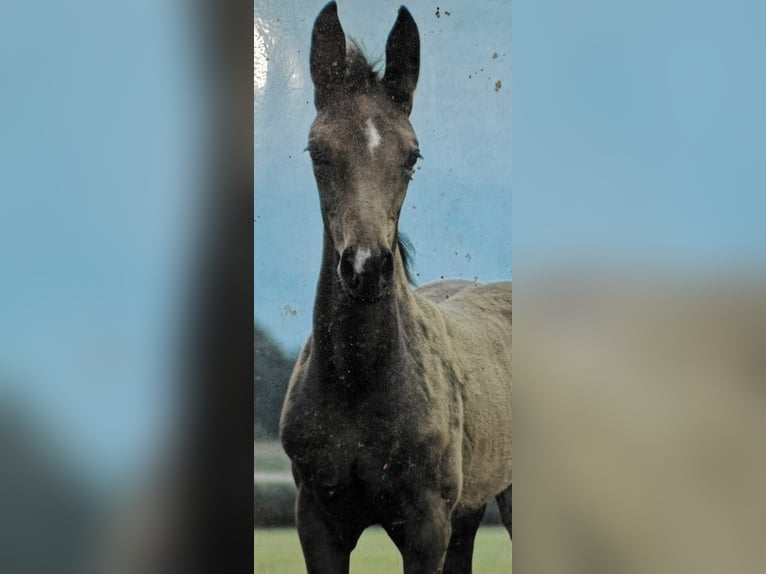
[364,118,381,155]
[353,248,372,274]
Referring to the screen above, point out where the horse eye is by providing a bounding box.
[403,150,421,171]
[307,142,334,166]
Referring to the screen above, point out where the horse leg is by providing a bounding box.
[295,487,361,574]
[442,504,487,574]
[385,491,452,574]
[495,483,512,540]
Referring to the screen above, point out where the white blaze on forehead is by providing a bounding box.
[364,118,381,155]
[354,248,372,274]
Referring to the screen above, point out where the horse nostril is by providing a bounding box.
[339,248,359,288]
[380,249,394,281]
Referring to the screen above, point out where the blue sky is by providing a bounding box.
[513,0,765,269]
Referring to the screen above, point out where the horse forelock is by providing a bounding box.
[343,41,384,97]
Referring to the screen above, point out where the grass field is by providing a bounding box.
[254,526,511,573]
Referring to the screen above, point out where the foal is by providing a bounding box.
[280,4,512,572]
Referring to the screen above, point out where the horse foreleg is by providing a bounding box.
[295,488,360,574]
[385,491,453,574]
[442,504,487,574]
[495,483,512,540]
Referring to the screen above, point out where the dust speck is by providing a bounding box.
[492,52,498,59]
[282,304,299,318]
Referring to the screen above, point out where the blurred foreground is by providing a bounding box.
[516,270,766,573]
[1,0,253,572]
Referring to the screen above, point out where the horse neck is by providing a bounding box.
[312,232,415,383]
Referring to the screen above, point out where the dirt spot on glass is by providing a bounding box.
[282,304,299,318]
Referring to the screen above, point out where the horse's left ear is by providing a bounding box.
[383,7,420,116]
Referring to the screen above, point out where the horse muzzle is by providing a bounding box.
[338,246,394,303]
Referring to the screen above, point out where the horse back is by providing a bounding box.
[415,279,476,302]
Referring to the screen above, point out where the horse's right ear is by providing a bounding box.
[310,2,347,109]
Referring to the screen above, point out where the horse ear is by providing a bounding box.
[383,7,420,116]
[310,2,347,109]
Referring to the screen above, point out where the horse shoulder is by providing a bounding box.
[278,335,314,456]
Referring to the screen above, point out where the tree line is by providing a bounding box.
[254,322,297,439]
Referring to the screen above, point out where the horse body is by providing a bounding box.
[279,4,511,572]
[419,281,513,510]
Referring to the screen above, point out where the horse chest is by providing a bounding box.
[281,349,458,511]
[284,401,422,504]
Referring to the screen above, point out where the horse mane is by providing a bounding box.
[397,233,416,286]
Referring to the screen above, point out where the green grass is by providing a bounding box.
[254,526,511,573]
